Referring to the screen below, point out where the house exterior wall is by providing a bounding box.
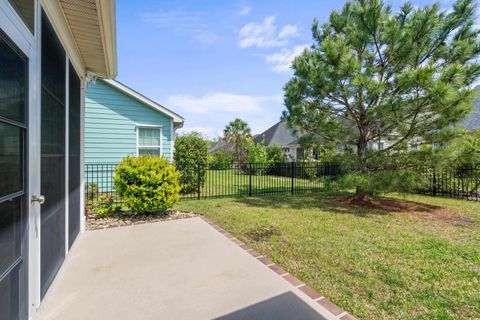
[0,1,116,318]
[85,80,174,164]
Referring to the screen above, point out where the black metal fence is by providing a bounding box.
[84,162,343,206]
[84,163,480,208]
[416,166,480,201]
[85,163,122,205]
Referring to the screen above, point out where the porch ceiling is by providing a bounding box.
[59,0,117,78]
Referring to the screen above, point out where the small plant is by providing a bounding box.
[90,194,120,218]
[114,155,181,214]
[86,183,98,202]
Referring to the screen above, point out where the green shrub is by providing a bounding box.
[114,155,180,214]
[248,142,269,163]
[266,144,285,163]
[247,142,272,175]
[301,161,318,180]
[338,169,420,195]
[90,194,120,218]
[174,132,208,194]
[208,150,235,169]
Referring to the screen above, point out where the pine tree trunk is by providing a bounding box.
[355,185,367,202]
[355,137,369,202]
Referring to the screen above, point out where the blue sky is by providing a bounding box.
[116,0,458,139]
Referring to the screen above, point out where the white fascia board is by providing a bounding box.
[102,79,185,124]
[96,0,117,78]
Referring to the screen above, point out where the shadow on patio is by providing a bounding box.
[215,292,325,320]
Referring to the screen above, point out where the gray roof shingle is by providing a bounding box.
[253,121,302,147]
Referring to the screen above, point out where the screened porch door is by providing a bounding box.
[40,12,66,298]
[39,10,82,299]
[0,30,29,320]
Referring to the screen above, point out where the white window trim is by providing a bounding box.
[136,125,163,157]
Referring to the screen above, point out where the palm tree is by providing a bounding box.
[223,118,251,163]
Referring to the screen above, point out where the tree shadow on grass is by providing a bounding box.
[231,192,443,218]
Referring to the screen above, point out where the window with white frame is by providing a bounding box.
[137,127,162,156]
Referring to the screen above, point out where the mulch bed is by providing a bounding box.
[330,196,478,227]
[333,196,440,212]
[87,210,197,230]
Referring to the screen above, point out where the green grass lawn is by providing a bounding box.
[175,192,480,320]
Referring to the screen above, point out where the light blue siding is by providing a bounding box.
[85,80,174,164]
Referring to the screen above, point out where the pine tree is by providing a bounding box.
[283,0,480,200]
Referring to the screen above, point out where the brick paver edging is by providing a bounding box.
[200,216,357,320]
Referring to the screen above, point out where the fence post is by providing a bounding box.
[432,169,437,197]
[291,162,295,194]
[197,163,201,200]
[249,163,252,197]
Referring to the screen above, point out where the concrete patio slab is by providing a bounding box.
[38,217,340,320]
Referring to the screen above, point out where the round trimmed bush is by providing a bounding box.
[114,155,181,214]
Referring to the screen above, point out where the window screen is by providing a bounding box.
[138,127,161,156]
[8,0,35,33]
[40,11,66,299]
[0,31,26,123]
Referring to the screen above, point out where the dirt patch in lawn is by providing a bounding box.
[87,211,197,230]
[245,224,281,242]
[330,196,477,227]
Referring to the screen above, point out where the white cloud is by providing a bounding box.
[140,10,201,27]
[177,126,220,138]
[141,10,219,45]
[192,30,219,45]
[238,16,299,48]
[167,92,281,114]
[278,25,299,39]
[239,5,251,16]
[265,44,310,73]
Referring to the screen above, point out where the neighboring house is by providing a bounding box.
[253,121,308,161]
[85,80,184,164]
[208,139,231,153]
[461,87,480,131]
[0,1,117,319]
[254,121,389,160]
